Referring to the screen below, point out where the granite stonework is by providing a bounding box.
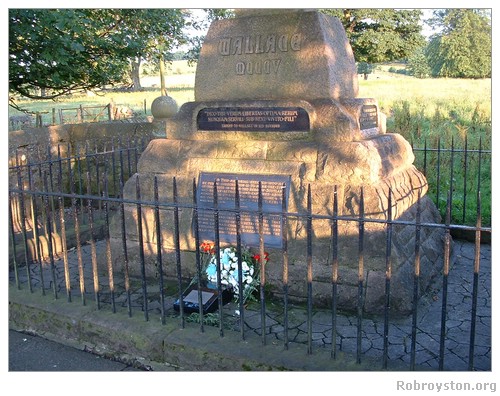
[195,10,358,102]
[110,9,445,315]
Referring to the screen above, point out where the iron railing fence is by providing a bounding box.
[8,140,491,371]
[411,136,491,229]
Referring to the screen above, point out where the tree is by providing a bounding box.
[425,9,491,78]
[357,62,374,80]
[321,9,425,64]
[10,10,129,100]
[185,9,234,64]
[406,48,431,78]
[117,9,189,93]
[9,9,190,103]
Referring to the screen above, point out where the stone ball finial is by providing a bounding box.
[151,95,178,119]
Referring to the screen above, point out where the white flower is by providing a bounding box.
[202,244,261,304]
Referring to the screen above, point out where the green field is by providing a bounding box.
[8,61,492,226]
[359,69,491,227]
[360,69,491,147]
[8,60,197,125]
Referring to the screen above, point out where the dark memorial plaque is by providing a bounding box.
[173,285,233,314]
[197,107,310,132]
[359,104,378,130]
[195,172,291,248]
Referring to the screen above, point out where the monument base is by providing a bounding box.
[110,132,445,315]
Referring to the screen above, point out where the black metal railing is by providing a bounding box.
[412,136,491,228]
[8,140,491,371]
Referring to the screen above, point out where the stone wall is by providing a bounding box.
[8,120,166,264]
[8,121,166,165]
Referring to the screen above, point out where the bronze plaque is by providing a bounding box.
[194,172,290,248]
[359,104,378,130]
[197,107,309,132]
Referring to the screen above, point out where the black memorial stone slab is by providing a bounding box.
[197,107,310,132]
[173,285,234,314]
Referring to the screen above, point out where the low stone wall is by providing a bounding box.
[8,120,167,264]
[8,120,166,165]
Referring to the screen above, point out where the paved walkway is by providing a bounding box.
[9,329,145,371]
[9,239,491,371]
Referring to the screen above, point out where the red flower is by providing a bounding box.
[253,252,270,262]
[200,242,215,254]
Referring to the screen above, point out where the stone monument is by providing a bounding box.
[111,9,444,314]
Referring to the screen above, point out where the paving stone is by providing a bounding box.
[311,310,334,325]
[471,354,492,371]
[413,349,438,366]
[415,332,440,354]
[387,344,407,360]
[441,352,468,371]
[307,329,322,339]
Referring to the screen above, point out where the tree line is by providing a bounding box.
[321,9,491,80]
[9,8,491,106]
[8,9,230,104]
[422,9,491,79]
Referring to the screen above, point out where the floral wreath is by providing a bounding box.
[199,242,269,305]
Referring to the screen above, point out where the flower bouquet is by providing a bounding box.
[174,242,269,314]
[201,242,268,305]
